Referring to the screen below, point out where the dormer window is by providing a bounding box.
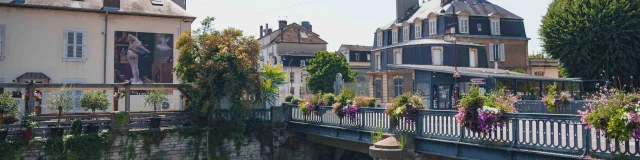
[459,17,469,33]
[402,26,409,42]
[415,23,422,39]
[429,20,436,35]
[392,28,398,44]
[491,19,501,35]
[377,33,382,46]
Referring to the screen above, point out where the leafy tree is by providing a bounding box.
[79,91,110,120]
[540,0,640,88]
[143,90,169,116]
[511,68,526,74]
[0,92,19,129]
[46,85,74,126]
[306,51,356,93]
[262,64,287,103]
[558,64,568,78]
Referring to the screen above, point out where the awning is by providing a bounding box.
[16,72,50,83]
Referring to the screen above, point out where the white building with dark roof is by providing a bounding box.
[0,0,195,113]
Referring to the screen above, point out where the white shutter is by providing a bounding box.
[63,30,69,58]
[500,44,505,61]
[469,50,476,67]
[489,43,494,62]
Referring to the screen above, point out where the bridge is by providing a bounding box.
[284,103,640,160]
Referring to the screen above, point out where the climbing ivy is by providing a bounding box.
[0,140,26,160]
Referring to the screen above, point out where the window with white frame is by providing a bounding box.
[429,20,437,35]
[0,25,4,59]
[64,29,87,61]
[489,43,505,62]
[376,53,381,70]
[392,29,398,44]
[403,26,409,42]
[415,23,422,38]
[300,60,305,67]
[367,54,371,61]
[377,33,382,46]
[491,19,501,35]
[432,48,443,65]
[477,23,482,32]
[394,52,402,64]
[469,49,477,67]
[394,77,403,97]
[63,79,85,110]
[459,17,469,33]
[355,53,360,61]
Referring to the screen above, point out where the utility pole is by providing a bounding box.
[452,5,460,108]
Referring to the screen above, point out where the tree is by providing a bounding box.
[511,68,526,74]
[79,91,110,120]
[46,85,74,126]
[0,92,19,129]
[143,90,168,116]
[540,0,640,88]
[262,64,287,103]
[306,51,356,93]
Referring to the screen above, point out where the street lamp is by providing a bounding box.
[443,5,461,108]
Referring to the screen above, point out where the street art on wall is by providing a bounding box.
[114,31,173,94]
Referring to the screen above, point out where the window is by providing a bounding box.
[429,20,437,35]
[355,53,360,61]
[367,54,370,61]
[394,52,402,64]
[376,53,381,70]
[290,87,295,95]
[394,78,403,97]
[403,27,409,42]
[489,43,505,62]
[300,60,306,67]
[0,25,4,59]
[63,79,85,110]
[491,19,501,35]
[459,17,469,33]
[432,48,443,65]
[469,49,477,67]
[477,23,482,32]
[535,72,545,76]
[392,29,398,44]
[375,79,382,98]
[415,23,422,38]
[63,29,87,61]
[290,72,294,83]
[377,33,382,46]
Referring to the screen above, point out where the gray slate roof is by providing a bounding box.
[381,0,522,30]
[340,44,373,52]
[389,64,581,82]
[372,39,484,52]
[0,0,194,19]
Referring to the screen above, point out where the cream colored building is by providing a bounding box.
[528,58,560,78]
[0,0,194,113]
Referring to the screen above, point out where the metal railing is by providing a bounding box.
[288,105,640,159]
[515,100,589,114]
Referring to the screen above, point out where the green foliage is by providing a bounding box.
[45,133,112,160]
[70,119,82,135]
[114,111,129,128]
[45,85,74,113]
[398,134,408,150]
[322,93,336,106]
[354,96,375,108]
[558,64,568,78]
[0,141,25,160]
[262,64,287,103]
[540,0,640,87]
[581,89,640,140]
[511,68,525,74]
[79,91,110,114]
[143,90,169,114]
[371,127,384,144]
[337,88,355,104]
[291,97,302,105]
[459,86,485,109]
[306,51,357,93]
[20,112,37,129]
[0,92,19,128]
[284,94,294,102]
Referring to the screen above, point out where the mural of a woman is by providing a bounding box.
[126,34,151,84]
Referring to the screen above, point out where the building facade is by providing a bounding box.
[0,0,194,113]
[338,44,372,96]
[529,58,560,78]
[369,0,531,105]
[258,20,327,103]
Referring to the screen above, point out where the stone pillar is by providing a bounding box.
[369,136,410,160]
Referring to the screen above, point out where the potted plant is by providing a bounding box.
[20,112,37,141]
[70,119,82,135]
[45,85,74,137]
[144,90,168,129]
[0,92,19,142]
[79,91,110,134]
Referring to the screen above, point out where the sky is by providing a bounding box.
[186,0,553,54]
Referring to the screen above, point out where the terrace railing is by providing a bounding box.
[288,105,640,159]
[515,100,589,114]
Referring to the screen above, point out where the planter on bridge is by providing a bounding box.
[369,136,411,160]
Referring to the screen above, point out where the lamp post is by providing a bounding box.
[443,6,461,108]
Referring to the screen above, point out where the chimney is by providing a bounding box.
[396,0,419,21]
[102,0,121,11]
[268,29,273,34]
[171,0,187,9]
[278,20,288,30]
[260,25,264,38]
[301,21,312,32]
[265,23,270,34]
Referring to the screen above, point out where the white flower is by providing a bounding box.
[625,104,630,109]
[622,112,632,124]
[635,107,640,113]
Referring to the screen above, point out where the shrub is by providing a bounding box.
[285,94,294,102]
[322,93,336,106]
[0,92,19,128]
[354,96,375,108]
[337,88,355,104]
[79,91,110,119]
[579,88,640,140]
[385,93,424,124]
[291,97,302,105]
[368,98,376,107]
